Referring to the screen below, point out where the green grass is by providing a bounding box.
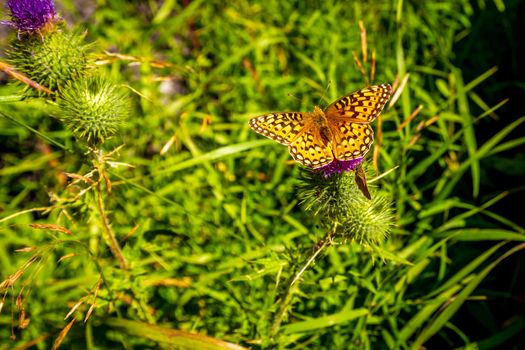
[1,0,524,349]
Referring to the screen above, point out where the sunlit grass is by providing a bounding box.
[0,0,523,349]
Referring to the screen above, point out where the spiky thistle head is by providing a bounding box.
[7,30,92,95]
[337,191,394,245]
[57,75,130,145]
[2,0,60,35]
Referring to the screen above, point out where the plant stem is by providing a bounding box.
[91,147,128,270]
[96,183,128,270]
[270,225,336,339]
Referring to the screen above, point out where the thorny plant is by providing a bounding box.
[0,0,132,344]
[265,21,398,345]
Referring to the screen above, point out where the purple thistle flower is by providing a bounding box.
[2,0,58,33]
[318,157,364,177]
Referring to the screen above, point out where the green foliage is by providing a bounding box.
[0,0,524,349]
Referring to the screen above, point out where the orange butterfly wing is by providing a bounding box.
[249,112,305,145]
[325,84,392,160]
[249,112,334,168]
[325,84,392,122]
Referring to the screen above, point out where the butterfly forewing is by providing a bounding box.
[325,84,392,122]
[249,112,306,145]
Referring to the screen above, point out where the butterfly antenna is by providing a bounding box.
[287,92,301,102]
[317,80,332,108]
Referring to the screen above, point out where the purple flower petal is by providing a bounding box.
[318,158,364,177]
[4,0,58,33]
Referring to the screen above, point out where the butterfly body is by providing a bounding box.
[249,84,392,169]
[310,106,332,146]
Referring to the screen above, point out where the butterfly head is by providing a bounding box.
[313,105,324,117]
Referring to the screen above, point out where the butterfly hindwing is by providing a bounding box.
[288,127,334,168]
[325,84,392,122]
[329,121,374,161]
[249,112,306,145]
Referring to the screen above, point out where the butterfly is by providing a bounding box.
[249,84,392,199]
[249,84,392,167]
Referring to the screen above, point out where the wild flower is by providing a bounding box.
[2,0,60,34]
[317,157,364,177]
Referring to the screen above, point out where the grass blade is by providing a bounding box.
[411,243,525,348]
[282,309,369,334]
[106,318,248,350]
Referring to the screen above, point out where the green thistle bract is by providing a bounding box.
[58,75,129,145]
[7,30,91,94]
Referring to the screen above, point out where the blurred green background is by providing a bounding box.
[1,0,524,349]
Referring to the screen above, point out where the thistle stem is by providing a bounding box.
[92,148,128,270]
[290,238,330,286]
[270,225,336,339]
[96,183,128,270]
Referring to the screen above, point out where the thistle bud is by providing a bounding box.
[339,191,394,245]
[7,30,91,94]
[57,75,130,145]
